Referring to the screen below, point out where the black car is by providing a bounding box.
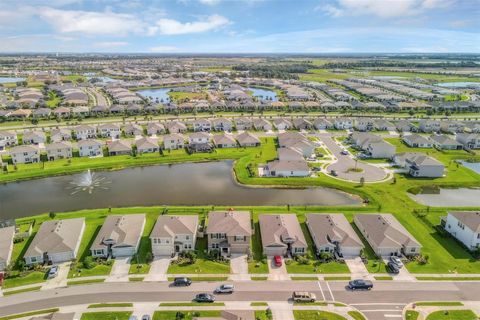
[194,293,216,303]
[348,279,373,290]
[387,261,400,274]
[173,277,192,286]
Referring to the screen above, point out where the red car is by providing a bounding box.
[274,255,282,267]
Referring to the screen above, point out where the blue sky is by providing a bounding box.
[0,0,479,53]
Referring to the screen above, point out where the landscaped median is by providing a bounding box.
[403,302,478,320]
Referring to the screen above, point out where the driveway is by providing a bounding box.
[383,259,415,282]
[267,256,290,281]
[41,262,70,290]
[144,256,171,282]
[106,257,131,282]
[268,302,294,320]
[345,257,370,280]
[317,133,388,182]
[230,254,249,281]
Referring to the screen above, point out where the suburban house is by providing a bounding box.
[46,141,73,161]
[419,120,441,133]
[456,133,480,149]
[124,123,143,136]
[163,133,185,150]
[402,134,433,148]
[259,214,307,256]
[189,132,211,146]
[108,139,132,156]
[374,119,396,131]
[206,210,252,255]
[306,213,363,257]
[393,152,444,178]
[366,140,396,159]
[333,118,353,130]
[354,118,375,132]
[278,132,315,158]
[192,119,212,132]
[166,121,187,133]
[74,125,96,140]
[442,211,480,251]
[236,132,261,147]
[253,118,273,131]
[50,128,72,142]
[0,226,15,271]
[292,118,313,130]
[273,118,292,130]
[9,145,40,164]
[24,218,86,265]
[23,130,46,144]
[313,118,333,130]
[213,133,237,148]
[0,130,17,150]
[150,215,199,256]
[396,120,416,132]
[90,214,146,258]
[441,121,465,134]
[212,117,233,131]
[430,134,463,150]
[234,117,253,131]
[264,159,310,177]
[135,137,159,154]
[354,214,421,257]
[147,122,165,135]
[97,123,121,139]
[278,147,304,161]
[78,139,103,157]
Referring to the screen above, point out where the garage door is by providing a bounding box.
[153,245,173,256]
[264,246,286,257]
[50,251,74,263]
[113,247,135,258]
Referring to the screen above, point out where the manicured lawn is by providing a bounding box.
[80,312,132,320]
[251,276,268,280]
[69,264,112,278]
[153,311,222,320]
[416,302,463,307]
[249,222,268,274]
[293,310,347,320]
[405,310,419,320]
[374,276,393,280]
[2,286,42,296]
[251,302,268,306]
[0,309,59,320]
[2,271,46,289]
[291,276,319,280]
[425,310,477,320]
[348,311,366,320]
[129,277,144,282]
[254,310,272,320]
[168,91,208,103]
[286,261,350,274]
[159,302,225,306]
[88,303,133,309]
[324,276,351,281]
[67,279,105,286]
[129,215,156,274]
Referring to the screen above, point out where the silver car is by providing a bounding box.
[215,284,234,294]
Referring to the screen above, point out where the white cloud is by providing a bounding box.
[156,14,230,35]
[94,41,129,47]
[37,7,145,36]
[149,46,179,52]
[198,0,221,5]
[319,0,454,18]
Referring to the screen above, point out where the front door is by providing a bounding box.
[175,245,180,253]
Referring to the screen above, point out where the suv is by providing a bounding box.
[389,256,404,268]
[173,277,192,286]
[348,279,373,291]
[47,266,59,279]
[387,261,400,274]
[195,293,216,303]
[215,284,234,294]
[330,170,338,176]
[292,291,316,303]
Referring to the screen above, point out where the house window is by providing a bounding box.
[186,235,190,240]
[477,234,480,239]
[410,248,416,253]
[234,236,246,242]
[211,243,219,249]
[295,247,305,253]
[31,256,37,263]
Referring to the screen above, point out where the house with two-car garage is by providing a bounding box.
[259,214,307,257]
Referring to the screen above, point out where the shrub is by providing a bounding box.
[83,256,96,269]
[295,255,311,265]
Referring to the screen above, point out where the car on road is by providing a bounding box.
[292,291,316,303]
[348,279,373,290]
[195,293,216,303]
[387,261,400,274]
[128,316,137,320]
[274,255,282,267]
[141,315,150,320]
[330,170,338,176]
[173,277,192,286]
[215,284,234,294]
[340,150,349,155]
[47,266,59,279]
[389,256,404,268]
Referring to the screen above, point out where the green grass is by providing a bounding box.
[45,90,62,108]
[416,277,480,281]
[2,271,46,289]
[88,303,133,309]
[168,91,207,103]
[405,310,420,320]
[374,276,393,280]
[166,276,228,282]
[0,308,59,320]
[129,276,144,282]
[80,312,132,320]
[294,302,328,306]
[291,276,319,280]
[251,276,268,281]
[249,222,269,274]
[254,310,272,320]
[153,311,222,320]
[251,302,268,306]
[129,215,156,274]
[425,310,477,320]
[67,279,105,286]
[293,310,347,320]
[324,276,351,281]
[159,302,225,307]
[416,302,464,307]
[2,286,42,296]
[347,311,366,320]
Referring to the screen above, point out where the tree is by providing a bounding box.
[359,177,365,187]
[49,211,56,219]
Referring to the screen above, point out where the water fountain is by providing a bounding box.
[69,169,110,194]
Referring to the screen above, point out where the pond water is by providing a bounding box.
[459,161,480,174]
[435,82,480,88]
[137,88,172,103]
[0,77,26,84]
[87,76,118,83]
[248,87,278,101]
[0,161,361,219]
[410,188,480,207]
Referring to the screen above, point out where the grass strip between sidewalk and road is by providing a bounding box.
[0,308,59,320]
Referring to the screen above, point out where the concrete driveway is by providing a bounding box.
[267,256,290,281]
[144,256,171,282]
[230,254,249,281]
[383,259,415,281]
[106,257,131,282]
[41,262,70,290]
[317,133,388,183]
[345,257,370,280]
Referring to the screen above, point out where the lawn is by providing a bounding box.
[0,309,59,320]
[153,311,221,320]
[2,271,46,289]
[405,310,419,320]
[168,91,208,103]
[254,310,272,320]
[2,286,42,296]
[249,222,269,274]
[88,303,133,309]
[293,310,347,320]
[45,90,62,108]
[416,302,463,307]
[129,215,156,274]
[425,310,478,320]
[159,302,225,307]
[347,311,366,320]
[80,312,132,320]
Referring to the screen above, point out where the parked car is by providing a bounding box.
[340,150,349,155]
[348,279,373,290]
[128,316,138,320]
[195,293,216,303]
[292,291,316,303]
[389,256,404,268]
[387,261,400,274]
[47,265,59,279]
[330,170,338,176]
[215,284,234,294]
[173,277,192,286]
[274,255,282,267]
[141,316,150,320]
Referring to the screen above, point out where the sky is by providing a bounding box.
[0,0,479,53]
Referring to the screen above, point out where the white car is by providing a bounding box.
[389,256,404,268]
[215,284,234,294]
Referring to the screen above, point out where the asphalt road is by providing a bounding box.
[1,280,479,320]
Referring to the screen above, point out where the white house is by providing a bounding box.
[9,145,40,164]
[98,123,121,139]
[402,134,433,148]
[456,133,480,149]
[0,226,15,271]
[74,125,96,140]
[150,215,199,256]
[443,211,480,251]
[78,139,103,157]
[0,130,17,150]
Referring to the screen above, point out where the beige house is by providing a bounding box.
[0,130,18,150]
[135,137,159,154]
[150,215,199,256]
[91,214,146,258]
[46,141,73,161]
[0,226,15,271]
[236,132,261,147]
[259,214,307,256]
[213,133,237,148]
[206,210,252,255]
[24,218,86,265]
[163,133,185,150]
[124,123,144,136]
[354,214,421,257]
[108,139,132,156]
[166,121,187,133]
[147,122,165,135]
[50,128,72,142]
[10,145,40,164]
